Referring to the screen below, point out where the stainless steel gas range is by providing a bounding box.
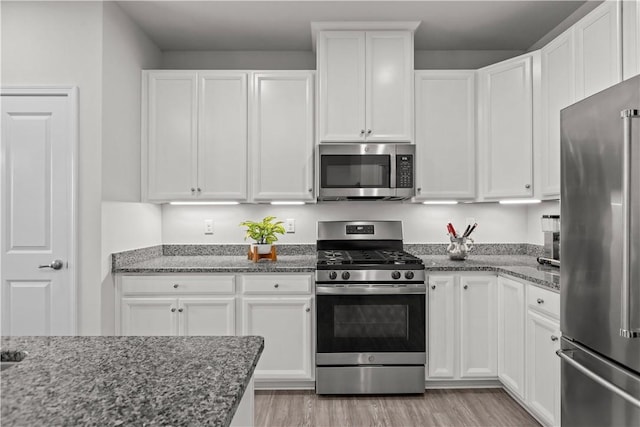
[315,220,426,394]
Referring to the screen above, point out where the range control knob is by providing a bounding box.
[341,271,351,280]
[391,271,401,280]
[328,271,338,280]
[405,271,415,280]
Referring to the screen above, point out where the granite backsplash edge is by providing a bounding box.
[112,243,545,271]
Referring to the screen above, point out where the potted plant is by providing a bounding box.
[239,216,286,254]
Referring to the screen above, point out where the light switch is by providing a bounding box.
[285,218,295,233]
[204,219,214,235]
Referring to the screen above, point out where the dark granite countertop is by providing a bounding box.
[420,255,560,292]
[115,253,559,292]
[1,336,264,427]
[115,255,317,273]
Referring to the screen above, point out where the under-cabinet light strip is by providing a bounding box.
[498,199,542,205]
[422,201,459,205]
[169,201,240,205]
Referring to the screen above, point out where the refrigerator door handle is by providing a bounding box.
[620,109,640,339]
[557,349,640,409]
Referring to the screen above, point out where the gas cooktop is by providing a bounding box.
[317,249,423,266]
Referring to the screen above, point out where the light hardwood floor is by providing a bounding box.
[255,389,540,427]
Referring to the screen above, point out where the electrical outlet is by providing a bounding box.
[285,218,295,233]
[204,219,214,235]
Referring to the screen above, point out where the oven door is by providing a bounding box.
[319,144,396,199]
[316,288,425,365]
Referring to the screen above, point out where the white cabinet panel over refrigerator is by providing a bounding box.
[317,31,413,143]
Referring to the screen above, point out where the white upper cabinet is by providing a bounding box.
[198,72,248,200]
[250,72,315,201]
[144,71,248,202]
[540,30,575,198]
[414,71,475,200]
[145,71,198,201]
[574,0,622,99]
[317,30,414,143]
[478,54,534,200]
[317,32,366,142]
[622,0,640,80]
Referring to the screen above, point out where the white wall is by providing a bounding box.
[526,200,561,245]
[102,1,162,202]
[2,1,104,335]
[100,2,164,335]
[161,49,525,70]
[162,203,530,245]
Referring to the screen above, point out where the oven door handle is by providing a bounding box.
[316,285,426,295]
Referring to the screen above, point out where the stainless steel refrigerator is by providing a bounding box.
[560,74,640,426]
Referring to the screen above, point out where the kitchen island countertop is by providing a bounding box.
[1,336,263,426]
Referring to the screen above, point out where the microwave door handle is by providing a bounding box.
[620,109,640,339]
[390,151,397,191]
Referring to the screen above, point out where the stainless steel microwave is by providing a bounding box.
[318,144,415,201]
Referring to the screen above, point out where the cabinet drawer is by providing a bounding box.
[121,275,235,295]
[527,285,560,319]
[241,275,312,294]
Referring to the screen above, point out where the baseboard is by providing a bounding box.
[255,380,315,390]
[424,379,502,389]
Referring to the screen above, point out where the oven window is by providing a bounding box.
[317,294,425,353]
[321,155,390,188]
[334,305,408,339]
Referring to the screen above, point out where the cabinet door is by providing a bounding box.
[240,297,313,381]
[526,310,561,427]
[622,0,640,80]
[497,277,526,399]
[198,72,248,200]
[459,275,497,378]
[121,297,177,336]
[251,72,315,201]
[427,275,456,379]
[541,30,575,198]
[179,297,235,336]
[365,31,413,142]
[478,55,533,199]
[317,31,366,142]
[575,0,622,99]
[146,71,198,201]
[414,71,475,200]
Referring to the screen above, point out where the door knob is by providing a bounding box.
[38,260,64,270]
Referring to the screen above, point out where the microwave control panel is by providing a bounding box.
[396,155,414,188]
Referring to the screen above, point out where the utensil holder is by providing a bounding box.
[447,237,474,260]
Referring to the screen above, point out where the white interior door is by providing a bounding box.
[1,88,77,335]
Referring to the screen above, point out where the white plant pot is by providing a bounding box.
[252,243,272,254]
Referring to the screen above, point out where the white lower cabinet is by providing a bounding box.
[427,274,497,381]
[526,306,561,427]
[497,276,526,399]
[240,297,313,381]
[120,297,235,337]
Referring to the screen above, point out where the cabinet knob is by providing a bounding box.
[431,285,436,290]
[171,308,176,313]
[191,188,196,194]
[537,298,544,304]
[305,307,311,313]
[178,308,184,313]
[417,188,422,193]
[367,129,372,135]
[274,284,279,288]
[525,184,531,189]
[308,188,313,192]
[463,285,468,290]
[360,130,365,136]
[197,187,201,193]
[173,284,179,289]
[551,335,558,341]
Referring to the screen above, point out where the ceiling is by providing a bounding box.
[117,0,589,52]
